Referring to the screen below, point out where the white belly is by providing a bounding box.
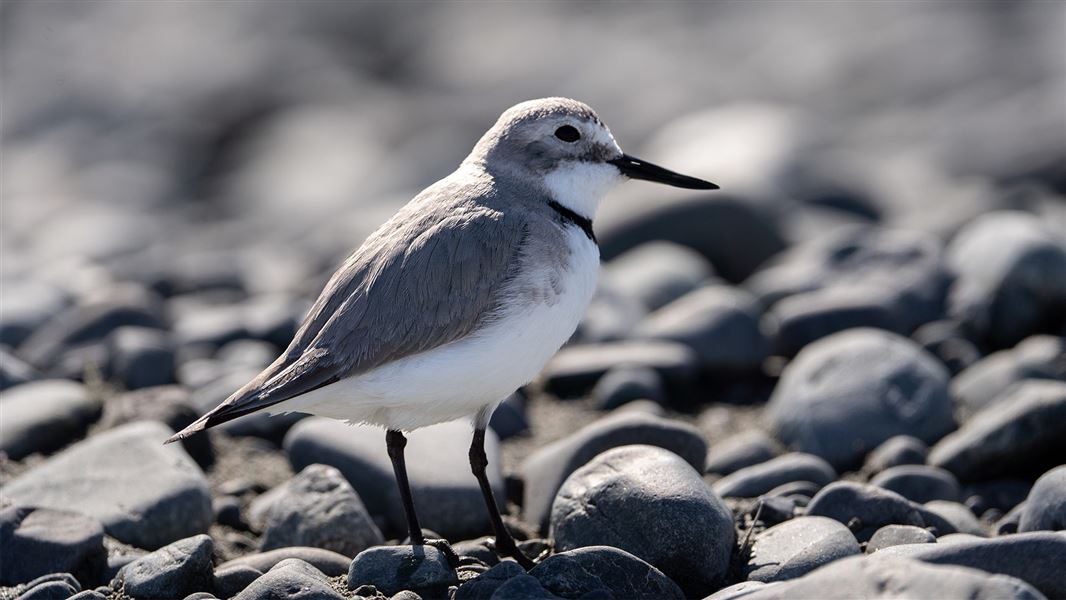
[279,227,599,431]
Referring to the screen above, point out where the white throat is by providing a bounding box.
[542,161,622,220]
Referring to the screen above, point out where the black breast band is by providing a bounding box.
[547,200,596,243]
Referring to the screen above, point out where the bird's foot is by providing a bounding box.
[422,538,462,569]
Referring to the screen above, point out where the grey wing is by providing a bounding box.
[168,202,529,440]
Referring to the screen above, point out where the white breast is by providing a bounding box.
[282,226,599,431]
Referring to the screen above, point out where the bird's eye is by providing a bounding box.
[554,125,581,143]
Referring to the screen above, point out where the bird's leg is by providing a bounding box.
[386,430,424,545]
[386,429,460,568]
[469,426,536,570]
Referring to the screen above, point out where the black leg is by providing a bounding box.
[470,427,535,570]
[386,429,424,545]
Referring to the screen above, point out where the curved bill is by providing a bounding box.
[608,154,719,190]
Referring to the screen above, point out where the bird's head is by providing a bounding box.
[466,97,718,218]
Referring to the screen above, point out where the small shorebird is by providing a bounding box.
[168,97,717,568]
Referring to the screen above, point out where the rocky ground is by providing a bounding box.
[2,2,1066,600]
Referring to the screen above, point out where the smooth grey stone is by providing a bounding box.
[117,535,213,600]
[237,558,342,600]
[529,545,684,600]
[18,288,164,368]
[183,594,218,600]
[923,501,986,537]
[550,445,733,596]
[455,561,524,600]
[876,531,1066,598]
[487,393,529,441]
[213,564,263,599]
[590,366,666,410]
[215,339,277,370]
[712,453,836,498]
[597,194,786,283]
[521,411,707,531]
[347,546,458,599]
[0,279,69,348]
[766,480,822,502]
[766,328,954,470]
[104,326,175,389]
[575,284,646,344]
[285,418,502,540]
[214,495,247,530]
[96,385,212,468]
[704,430,783,476]
[871,465,961,504]
[251,463,384,557]
[450,537,498,567]
[750,226,948,338]
[965,479,1032,516]
[0,347,39,390]
[0,505,106,587]
[0,380,101,459]
[541,340,699,399]
[807,481,957,540]
[946,211,1066,348]
[68,591,107,600]
[929,379,1066,481]
[487,574,555,599]
[634,285,768,372]
[997,503,1028,536]
[704,581,769,600]
[1019,466,1066,532]
[390,592,424,600]
[602,241,714,311]
[912,320,981,375]
[16,580,80,600]
[172,303,251,349]
[862,435,929,476]
[218,547,351,578]
[734,555,1043,599]
[749,494,797,526]
[951,335,1065,420]
[866,524,936,553]
[3,421,212,550]
[746,516,861,582]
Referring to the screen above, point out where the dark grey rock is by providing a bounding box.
[877,531,1066,598]
[704,581,770,600]
[996,502,1027,536]
[96,385,212,468]
[215,339,277,371]
[390,591,424,600]
[597,194,786,283]
[946,211,1066,348]
[750,226,948,345]
[704,430,783,476]
[347,546,458,599]
[451,538,498,567]
[0,347,39,390]
[236,558,343,600]
[807,481,957,540]
[173,303,251,349]
[104,326,175,389]
[251,463,384,556]
[734,555,1044,599]
[520,411,707,531]
[601,241,714,311]
[487,574,555,599]
[541,340,699,399]
[218,547,352,577]
[964,479,1033,516]
[712,453,836,498]
[1019,466,1066,532]
[0,379,101,459]
[487,393,529,441]
[214,495,247,530]
[183,594,218,600]
[923,501,986,536]
[590,366,666,410]
[3,421,212,549]
[16,580,80,600]
[871,465,961,504]
[746,516,861,582]
[634,285,769,372]
[0,505,106,587]
[285,418,503,540]
[912,320,982,375]
[530,546,684,600]
[951,335,1065,420]
[576,285,647,344]
[18,287,164,369]
[862,435,929,476]
[213,564,263,599]
[766,480,823,503]
[748,494,797,526]
[766,328,954,470]
[118,534,213,600]
[866,524,936,553]
[929,379,1066,481]
[0,279,69,348]
[550,445,733,596]
[455,561,524,600]
[68,591,108,600]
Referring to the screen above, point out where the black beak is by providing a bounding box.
[608,154,719,190]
